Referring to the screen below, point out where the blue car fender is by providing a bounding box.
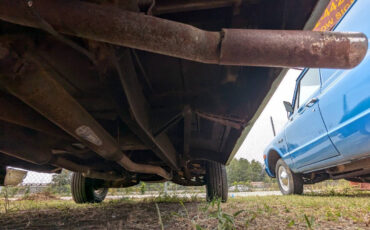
[263,145,284,177]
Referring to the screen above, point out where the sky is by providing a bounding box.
[234,69,302,163]
[23,171,52,184]
[21,69,302,184]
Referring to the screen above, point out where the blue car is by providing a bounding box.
[264,0,370,195]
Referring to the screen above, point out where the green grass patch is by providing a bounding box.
[0,191,369,229]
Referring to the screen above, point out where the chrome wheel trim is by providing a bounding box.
[278,165,290,192]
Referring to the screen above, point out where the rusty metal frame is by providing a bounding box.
[152,0,241,15]
[327,158,370,174]
[0,121,54,165]
[189,149,226,164]
[0,122,118,179]
[0,45,172,180]
[196,111,244,130]
[151,110,183,138]
[0,93,70,139]
[111,48,179,170]
[183,106,192,159]
[0,153,58,173]
[331,169,370,180]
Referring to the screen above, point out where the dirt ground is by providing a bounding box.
[0,192,369,229]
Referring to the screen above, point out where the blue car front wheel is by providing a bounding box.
[275,159,303,195]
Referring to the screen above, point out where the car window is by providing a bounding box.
[320,68,336,85]
[295,69,320,109]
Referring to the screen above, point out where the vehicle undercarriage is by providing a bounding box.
[0,0,367,202]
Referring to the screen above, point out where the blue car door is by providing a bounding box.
[318,0,370,161]
[284,69,339,171]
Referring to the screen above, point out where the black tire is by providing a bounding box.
[206,161,228,202]
[0,166,6,186]
[275,159,303,195]
[71,172,108,203]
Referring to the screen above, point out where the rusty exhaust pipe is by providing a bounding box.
[220,29,368,68]
[51,157,124,181]
[0,0,367,68]
[0,52,172,180]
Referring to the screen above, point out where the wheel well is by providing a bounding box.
[267,150,281,177]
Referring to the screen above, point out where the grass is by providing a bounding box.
[228,192,370,229]
[155,203,164,230]
[144,193,201,203]
[0,190,369,229]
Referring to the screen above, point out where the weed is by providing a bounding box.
[287,219,295,228]
[170,211,182,217]
[155,203,164,230]
[304,214,314,229]
[244,212,256,228]
[179,201,205,230]
[179,201,190,219]
[195,225,204,230]
[140,182,146,195]
[204,199,245,230]
[190,194,199,202]
[263,203,272,213]
[1,186,9,213]
[325,209,339,221]
[148,194,201,203]
[256,205,263,215]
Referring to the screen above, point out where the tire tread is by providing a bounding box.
[206,161,228,202]
[71,172,108,203]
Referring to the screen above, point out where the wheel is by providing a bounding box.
[205,161,228,202]
[275,159,303,195]
[0,166,6,186]
[71,172,108,203]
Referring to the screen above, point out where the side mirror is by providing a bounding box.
[283,101,294,113]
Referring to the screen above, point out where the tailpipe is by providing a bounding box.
[118,155,172,179]
[0,0,367,68]
[220,29,368,68]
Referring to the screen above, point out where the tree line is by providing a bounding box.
[226,158,273,184]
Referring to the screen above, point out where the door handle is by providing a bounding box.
[305,97,318,107]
